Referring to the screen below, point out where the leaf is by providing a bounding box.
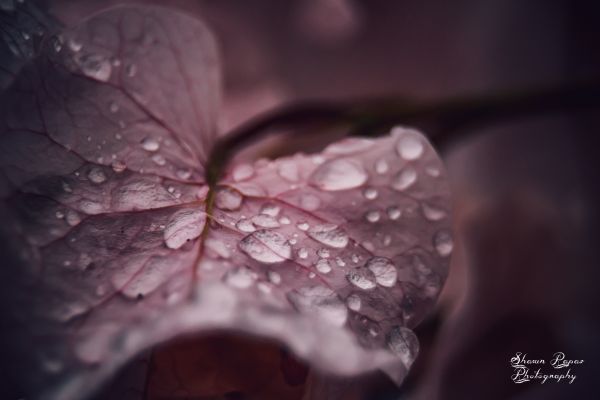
[0,5,452,400]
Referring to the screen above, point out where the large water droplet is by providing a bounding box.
[309,159,367,191]
[433,230,453,257]
[287,286,347,327]
[307,224,349,248]
[164,209,206,249]
[239,230,292,263]
[141,137,160,152]
[366,257,397,287]
[77,54,112,81]
[387,326,419,368]
[347,268,376,290]
[87,167,106,184]
[394,128,424,160]
[215,187,243,211]
[315,258,332,274]
[392,167,417,191]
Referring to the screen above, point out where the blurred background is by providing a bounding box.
[2,0,600,398]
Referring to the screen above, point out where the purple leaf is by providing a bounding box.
[0,6,452,400]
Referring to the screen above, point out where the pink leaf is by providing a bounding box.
[0,6,452,400]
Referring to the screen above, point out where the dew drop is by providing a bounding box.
[205,238,231,259]
[109,102,119,113]
[347,268,376,290]
[279,216,291,225]
[387,326,419,368]
[235,218,255,233]
[176,168,192,180]
[335,257,346,267]
[297,221,310,231]
[151,154,166,166]
[141,137,160,152]
[66,210,81,226]
[297,248,309,259]
[383,235,392,246]
[79,200,103,214]
[77,54,112,81]
[433,230,453,257]
[309,159,367,191]
[299,193,321,210]
[287,286,347,327]
[68,37,82,52]
[422,203,447,221]
[55,210,64,219]
[315,258,332,274]
[251,214,280,228]
[232,164,254,181]
[268,270,282,285]
[307,224,349,248]
[224,266,255,289]
[426,165,441,177]
[277,160,300,182]
[325,138,373,155]
[239,230,292,263]
[317,248,330,258]
[392,167,417,191]
[346,294,361,311]
[366,257,397,287]
[215,187,243,211]
[87,167,106,184]
[62,181,73,193]
[163,209,206,249]
[111,160,126,173]
[375,159,389,174]
[308,272,316,279]
[260,203,280,217]
[365,210,380,223]
[394,128,424,160]
[387,206,401,220]
[363,187,378,200]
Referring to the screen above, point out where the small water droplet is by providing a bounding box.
[77,53,112,81]
[68,37,82,52]
[346,294,361,311]
[62,181,73,193]
[260,203,280,217]
[392,167,417,191]
[278,216,291,225]
[307,224,349,248]
[205,238,231,259]
[366,257,397,287]
[309,159,367,191]
[383,235,392,246]
[176,168,192,180]
[387,206,401,220]
[351,254,360,263]
[387,326,419,368]
[315,258,332,274]
[111,160,126,173]
[79,200,103,214]
[421,203,447,221]
[235,218,255,233]
[215,187,243,211]
[347,268,376,290]
[375,159,389,174]
[66,210,81,226]
[317,248,330,258]
[426,165,441,177]
[365,210,380,223]
[433,230,453,257]
[251,214,280,228]
[163,209,206,249]
[55,210,64,219]
[297,248,309,259]
[87,167,106,184]
[151,154,166,166]
[299,193,321,210]
[224,266,255,289]
[287,286,347,326]
[268,270,282,285]
[232,164,254,181]
[394,128,424,160]
[141,137,160,152]
[277,160,300,182]
[363,187,378,200]
[109,102,119,113]
[297,221,310,231]
[239,230,292,263]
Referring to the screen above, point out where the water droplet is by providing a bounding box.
[394,128,424,160]
[375,159,389,174]
[68,37,82,52]
[66,210,81,226]
[366,257,397,287]
[325,138,373,155]
[336,257,346,267]
[425,165,441,177]
[279,216,291,225]
[62,181,73,193]
[260,203,280,217]
[297,221,310,231]
[433,230,453,257]
[51,35,63,52]
[307,224,349,248]
[308,272,316,279]
[287,286,347,326]
[297,248,309,259]
[232,164,254,181]
[315,258,332,274]
[235,218,255,232]
[421,203,447,221]
[346,294,361,311]
[365,210,381,223]
[363,187,378,200]
[111,160,126,173]
[79,200,103,214]
[317,248,330,258]
[309,159,367,191]
[141,137,160,152]
[347,268,376,290]
[239,230,292,263]
[176,168,192,180]
[77,54,112,81]
[55,210,64,219]
[163,209,206,249]
[215,187,243,211]
[151,154,166,166]
[224,266,255,289]
[268,270,282,285]
[392,167,417,191]
[387,206,401,220]
[299,193,321,210]
[383,235,392,246]
[87,167,106,184]
[205,238,231,259]
[251,214,280,228]
[277,160,300,182]
[109,102,119,113]
[387,326,419,368]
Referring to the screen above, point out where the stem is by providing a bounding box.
[206,81,600,185]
